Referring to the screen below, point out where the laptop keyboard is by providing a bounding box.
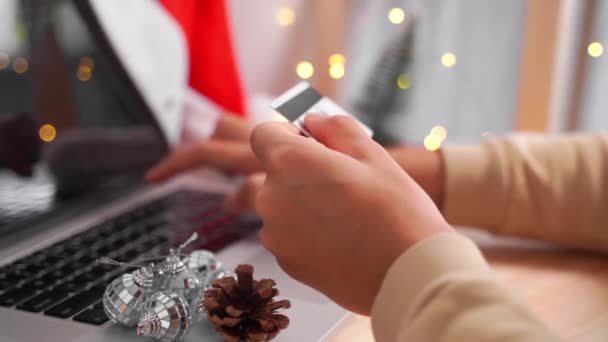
[0,190,259,326]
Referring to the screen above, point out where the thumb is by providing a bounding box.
[303,114,379,160]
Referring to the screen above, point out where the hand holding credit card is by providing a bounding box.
[270,82,374,138]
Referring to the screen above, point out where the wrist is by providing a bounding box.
[364,215,452,315]
[387,146,446,208]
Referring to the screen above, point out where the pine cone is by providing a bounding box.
[202,264,291,342]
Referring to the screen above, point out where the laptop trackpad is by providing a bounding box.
[246,249,329,305]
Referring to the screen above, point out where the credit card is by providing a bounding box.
[270,82,374,137]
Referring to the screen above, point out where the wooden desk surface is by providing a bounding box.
[325,229,608,342]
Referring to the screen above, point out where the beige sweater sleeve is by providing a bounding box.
[371,233,556,341]
[371,134,608,340]
[442,133,608,251]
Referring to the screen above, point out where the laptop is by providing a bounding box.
[0,1,346,341]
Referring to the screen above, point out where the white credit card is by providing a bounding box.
[270,82,374,138]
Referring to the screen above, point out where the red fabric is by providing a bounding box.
[160,0,246,117]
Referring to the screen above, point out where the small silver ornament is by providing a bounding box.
[103,265,156,327]
[188,250,221,283]
[136,291,190,341]
[156,235,205,311]
[157,253,202,311]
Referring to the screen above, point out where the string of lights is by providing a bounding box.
[273,5,605,151]
[0,5,604,147]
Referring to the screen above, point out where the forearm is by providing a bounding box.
[388,133,608,252]
[371,233,556,341]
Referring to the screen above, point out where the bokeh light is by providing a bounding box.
[39,124,57,143]
[77,65,93,82]
[276,7,296,26]
[441,52,457,68]
[0,53,9,70]
[397,73,412,90]
[329,63,345,79]
[388,8,405,24]
[328,53,346,66]
[80,56,95,68]
[13,57,28,74]
[431,126,448,141]
[424,134,442,151]
[296,61,314,79]
[588,42,604,58]
[77,57,94,81]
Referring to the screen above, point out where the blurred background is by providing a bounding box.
[226,0,607,146]
[1,0,607,147]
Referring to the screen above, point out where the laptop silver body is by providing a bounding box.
[0,1,346,341]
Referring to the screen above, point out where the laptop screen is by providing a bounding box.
[0,0,168,232]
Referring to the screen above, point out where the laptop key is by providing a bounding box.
[41,255,62,264]
[115,248,139,263]
[1,270,29,284]
[0,280,14,291]
[133,240,151,253]
[81,235,99,245]
[54,281,82,293]
[125,230,141,241]
[46,246,65,257]
[115,216,132,228]
[53,251,79,263]
[0,272,15,282]
[152,235,169,246]
[0,285,37,307]
[30,278,49,289]
[62,245,81,255]
[16,289,69,312]
[98,229,114,238]
[143,222,163,233]
[21,264,45,275]
[73,308,109,325]
[45,287,105,318]
[105,238,128,251]
[37,259,60,269]
[61,260,90,273]
[41,268,72,282]
[71,266,107,284]
[141,239,158,251]
[94,245,112,256]
[77,255,95,265]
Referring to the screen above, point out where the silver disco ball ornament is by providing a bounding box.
[157,253,203,311]
[188,250,221,283]
[103,265,156,327]
[136,292,190,341]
